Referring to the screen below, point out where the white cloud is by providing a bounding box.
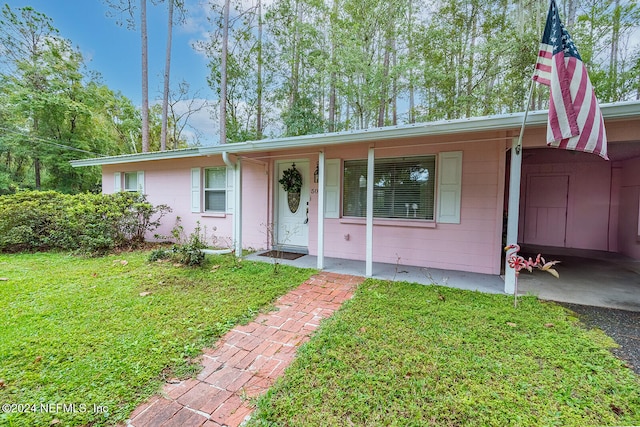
[182,99,218,145]
[151,97,219,145]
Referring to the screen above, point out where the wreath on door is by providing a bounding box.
[279,163,302,213]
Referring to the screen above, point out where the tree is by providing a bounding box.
[198,0,640,139]
[160,80,209,148]
[0,5,58,189]
[104,0,150,152]
[220,0,231,144]
[141,0,149,152]
[203,0,274,143]
[161,0,187,150]
[0,5,140,193]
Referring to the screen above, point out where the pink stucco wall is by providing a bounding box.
[102,157,269,250]
[618,156,640,259]
[519,149,613,251]
[102,133,509,275]
[299,137,507,275]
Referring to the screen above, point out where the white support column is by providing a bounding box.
[505,137,522,293]
[317,152,325,269]
[366,147,375,277]
[235,158,243,258]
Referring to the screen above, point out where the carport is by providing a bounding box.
[502,102,640,306]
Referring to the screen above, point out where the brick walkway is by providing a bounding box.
[127,272,364,427]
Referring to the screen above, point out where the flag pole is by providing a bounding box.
[515,79,536,155]
[504,78,535,294]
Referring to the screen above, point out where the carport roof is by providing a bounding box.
[70,100,640,167]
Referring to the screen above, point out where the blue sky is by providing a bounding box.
[4,0,217,144]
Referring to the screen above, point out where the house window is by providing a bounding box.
[123,172,140,192]
[343,156,436,220]
[115,171,144,193]
[204,167,227,212]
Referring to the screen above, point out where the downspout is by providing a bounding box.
[223,152,242,258]
[222,151,234,168]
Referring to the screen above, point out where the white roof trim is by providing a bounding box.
[70,147,201,167]
[71,101,640,167]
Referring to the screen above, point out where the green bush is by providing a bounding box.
[170,221,208,266]
[147,248,171,262]
[0,191,171,255]
[148,220,212,267]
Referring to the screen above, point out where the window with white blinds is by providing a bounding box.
[343,156,436,220]
[204,167,226,212]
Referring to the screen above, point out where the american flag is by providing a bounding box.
[532,0,608,160]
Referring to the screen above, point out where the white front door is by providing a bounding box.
[276,160,310,249]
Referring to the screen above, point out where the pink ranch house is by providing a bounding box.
[71,101,640,293]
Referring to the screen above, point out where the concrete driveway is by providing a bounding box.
[516,246,640,312]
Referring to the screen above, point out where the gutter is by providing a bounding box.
[70,147,201,167]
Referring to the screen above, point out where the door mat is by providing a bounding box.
[258,250,306,260]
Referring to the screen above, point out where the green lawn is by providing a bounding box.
[249,279,640,427]
[0,251,314,427]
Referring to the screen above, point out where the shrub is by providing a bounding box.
[171,222,208,266]
[148,248,171,262]
[0,191,171,255]
[150,220,213,267]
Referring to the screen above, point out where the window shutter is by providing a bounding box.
[114,172,122,193]
[136,171,145,193]
[191,168,201,213]
[226,166,235,213]
[324,159,340,218]
[437,151,463,224]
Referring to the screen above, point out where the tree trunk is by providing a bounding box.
[610,0,621,101]
[408,0,415,124]
[141,0,150,152]
[256,0,263,139]
[465,4,477,118]
[378,37,391,127]
[34,157,41,190]
[161,0,174,151]
[565,0,577,26]
[289,2,303,108]
[220,0,230,144]
[328,0,338,132]
[392,45,397,126]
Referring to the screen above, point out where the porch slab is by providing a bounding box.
[247,249,640,312]
[247,252,506,294]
